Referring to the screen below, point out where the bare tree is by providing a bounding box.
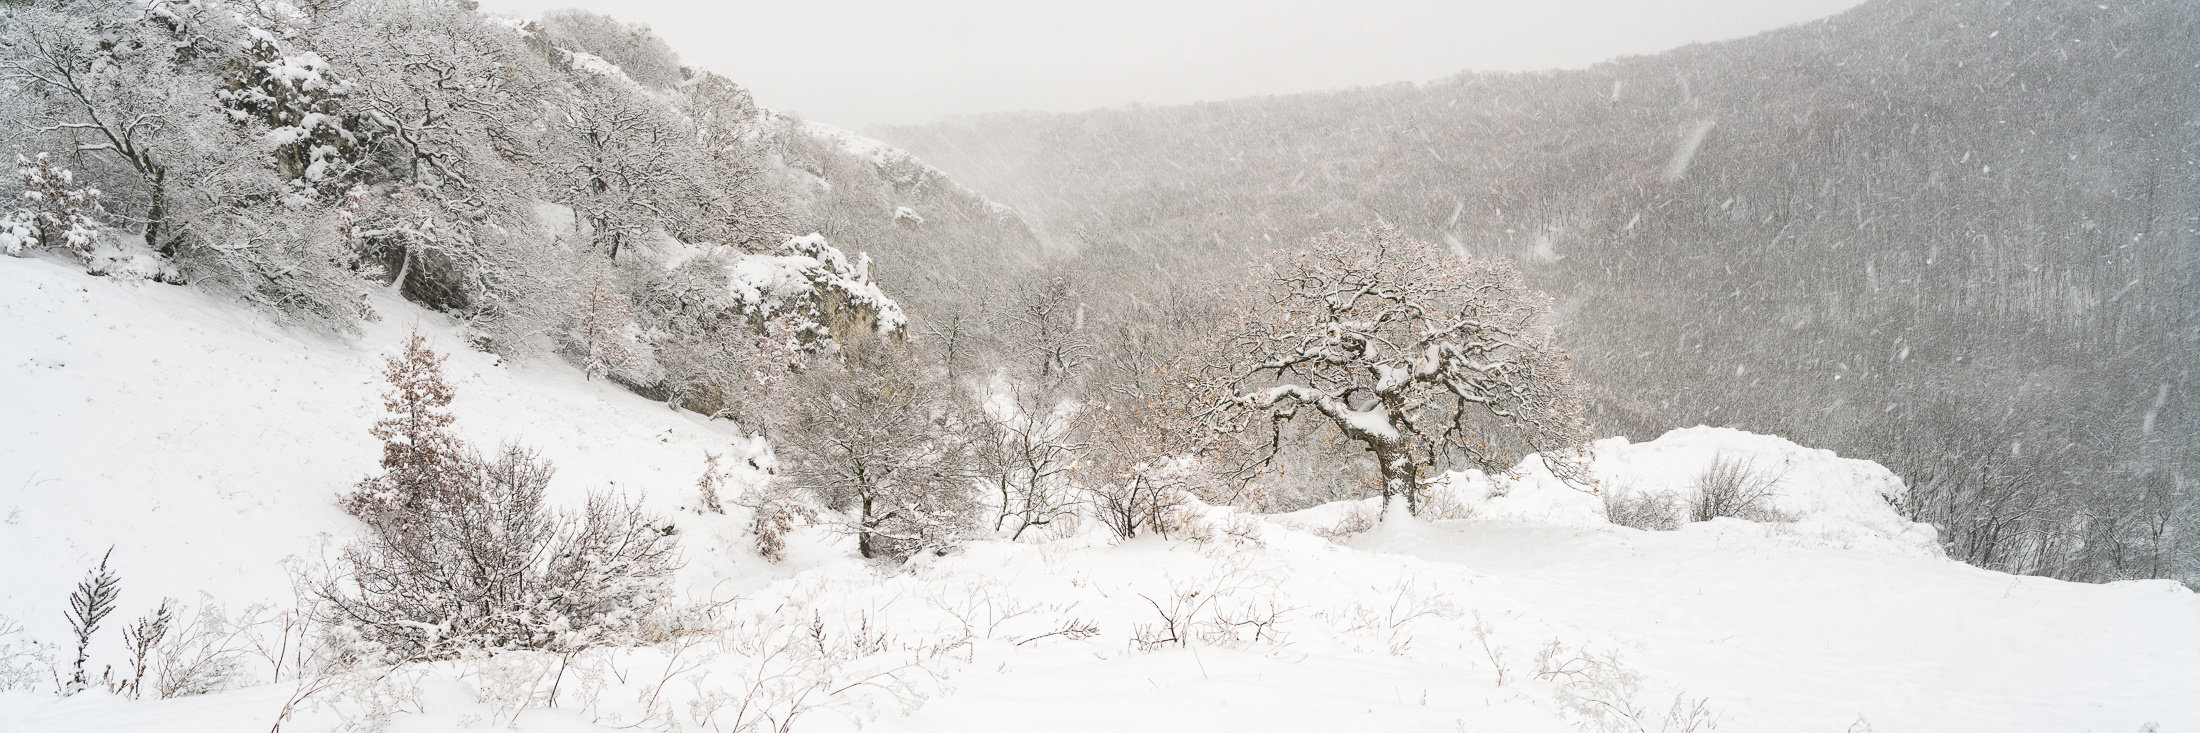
[553,80,700,261]
[675,70,793,249]
[533,10,684,89]
[1183,225,1592,516]
[991,275,1094,384]
[970,379,1088,540]
[2,9,177,250]
[775,340,978,559]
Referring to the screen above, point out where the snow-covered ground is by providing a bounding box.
[2,254,2196,732]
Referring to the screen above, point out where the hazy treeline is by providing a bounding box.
[881,0,2200,584]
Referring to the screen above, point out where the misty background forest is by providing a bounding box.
[880,0,2200,583]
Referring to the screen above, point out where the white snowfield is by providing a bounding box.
[2,254,2195,732]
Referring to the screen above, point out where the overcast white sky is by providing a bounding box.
[474,0,1867,130]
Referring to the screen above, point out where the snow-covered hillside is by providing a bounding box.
[0,253,789,643]
[2,255,2196,732]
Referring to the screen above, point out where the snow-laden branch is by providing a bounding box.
[1183,225,1594,515]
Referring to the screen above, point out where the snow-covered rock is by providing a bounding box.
[726,233,908,339]
[1432,426,1941,558]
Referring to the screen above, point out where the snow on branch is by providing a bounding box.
[1181,225,1594,515]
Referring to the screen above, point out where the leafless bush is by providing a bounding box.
[1689,454,1788,523]
[1077,393,1213,540]
[674,603,967,733]
[321,444,680,659]
[1321,579,1459,656]
[1535,639,1718,733]
[1604,484,1682,531]
[745,494,818,564]
[1127,566,1282,652]
[151,603,263,699]
[1418,477,1478,521]
[1309,501,1381,541]
[697,450,730,514]
[1015,619,1101,646]
[115,599,174,698]
[971,380,1087,541]
[0,615,50,692]
[927,580,1045,640]
[1469,611,1510,686]
[1085,452,1198,541]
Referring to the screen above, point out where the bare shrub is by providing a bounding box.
[322,444,680,659]
[116,599,174,698]
[1080,415,1201,541]
[696,450,730,514]
[325,335,679,657]
[62,549,119,695]
[1129,570,1272,651]
[0,615,51,692]
[1418,476,1477,521]
[1309,501,1382,541]
[1604,485,1682,531]
[970,379,1087,541]
[1332,579,1459,656]
[740,483,818,563]
[150,603,255,699]
[1688,454,1788,523]
[1469,611,1509,686]
[1535,640,1718,732]
[1088,465,1190,541]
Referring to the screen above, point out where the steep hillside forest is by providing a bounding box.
[881,0,2200,584]
[0,0,1035,420]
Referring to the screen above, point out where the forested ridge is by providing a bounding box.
[0,0,1035,419]
[881,0,2200,583]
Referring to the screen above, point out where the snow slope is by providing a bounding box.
[0,254,785,648]
[2,254,2196,732]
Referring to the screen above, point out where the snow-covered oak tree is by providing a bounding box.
[1184,225,1593,515]
[553,79,699,261]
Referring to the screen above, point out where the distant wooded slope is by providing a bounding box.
[881,0,2200,581]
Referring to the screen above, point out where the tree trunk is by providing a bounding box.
[146,167,170,256]
[859,492,876,558]
[1372,442,1419,516]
